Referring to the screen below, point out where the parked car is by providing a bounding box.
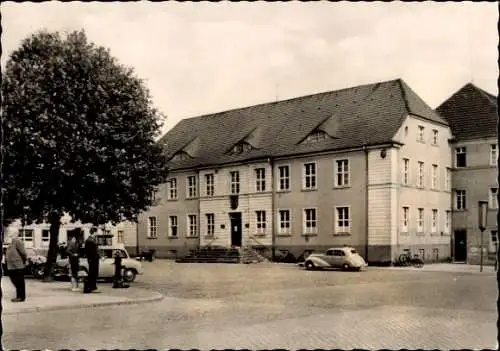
[302,247,368,271]
[54,245,144,282]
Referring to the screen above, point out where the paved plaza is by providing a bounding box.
[2,261,497,350]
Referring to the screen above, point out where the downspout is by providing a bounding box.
[197,169,201,249]
[135,220,140,257]
[270,157,276,262]
[363,144,369,263]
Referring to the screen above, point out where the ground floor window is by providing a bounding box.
[206,213,215,237]
[489,230,498,253]
[148,217,157,238]
[41,229,50,246]
[256,211,267,234]
[18,229,34,243]
[303,208,317,234]
[278,210,291,234]
[188,215,197,237]
[169,216,178,237]
[335,206,350,234]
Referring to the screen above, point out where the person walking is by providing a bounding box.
[67,235,80,292]
[5,232,27,302]
[84,228,100,293]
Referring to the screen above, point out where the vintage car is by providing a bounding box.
[54,245,144,282]
[302,247,368,271]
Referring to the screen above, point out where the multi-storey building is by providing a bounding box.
[138,79,453,264]
[436,83,498,265]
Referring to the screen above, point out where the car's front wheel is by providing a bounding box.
[342,263,350,271]
[305,261,315,270]
[123,268,136,282]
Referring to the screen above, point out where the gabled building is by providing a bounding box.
[436,83,498,265]
[138,79,453,264]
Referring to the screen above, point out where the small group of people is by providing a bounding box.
[4,227,102,302]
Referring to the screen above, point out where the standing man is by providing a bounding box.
[67,235,80,292]
[84,228,100,293]
[6,231,27,302]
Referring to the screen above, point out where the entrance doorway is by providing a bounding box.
[454,230,467,262]
[229,212,242,247]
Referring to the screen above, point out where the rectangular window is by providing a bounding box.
[431,209,438,233]
[303,163,317,190]
[432,129,439,145]
[418,125,425,142]
[278,210,291,234]
[489,230,498,253]
[401,207,409,232]
[431,164,438,190]
[205,173,214,197]
[491,144,497,166]
[335,207,350,233]
[444,210,451,234]
[402,158,410,185]
[169,216,178,237]
[188,215,197,237]
[206,214,215,237]
[148,217,157,238]
[489,188,498,210]
[18,229,34,243]
[456,190,466,210]
[417,208,424,233]
[230,171,240,194]
[255,168,266,192]
[167,178,177,200]
[455,147,467,168]
[417,161,424,188]
[335,159,349,187]
[41,229,50,245]
[117,230,124,243]
[445,168,451,191]
[187,176,197,198]
[255,211,267,234]
[303,208,317,234]
[278,165,290,191]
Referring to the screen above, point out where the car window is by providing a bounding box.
[116,250,127,258]
[350,249,357,254]
[333,250,342,256]
[326,250,334,256]
[100,249,114,259]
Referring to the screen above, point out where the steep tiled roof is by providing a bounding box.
[436,83,498,141]
[160,78,446,170]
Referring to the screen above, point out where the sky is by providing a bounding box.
[2,2,498,136]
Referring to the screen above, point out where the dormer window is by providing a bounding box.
[231,142,252,155]
[303,130,329,144]
[171,151,192,161]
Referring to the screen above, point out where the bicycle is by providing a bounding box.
[397,249,424,268]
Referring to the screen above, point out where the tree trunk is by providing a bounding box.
[43,212,61,282]
[0,221,5,350]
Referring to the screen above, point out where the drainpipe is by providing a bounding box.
[363,144,369,263]
[270,157,276,262]
[135,219,139,257]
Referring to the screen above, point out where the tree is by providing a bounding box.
[1,30,169,281]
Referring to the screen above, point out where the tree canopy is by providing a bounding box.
[2,30,168,227]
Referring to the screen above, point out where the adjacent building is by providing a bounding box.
[437,83,498,265]
[138,79,454,264]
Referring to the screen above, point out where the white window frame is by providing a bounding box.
[432,129,439,145]
[303,162,317,190]
[456,190,466,210]
[489,230,498,253]
[431,209,438,234]
[455,147,467,168]
[489,187,498,210]
[205,173,214,197]
[167,178,178,200]
[401,207,409,233]
[187,214,198,237]
[334,159,350,187]
[444,210,451,234]
[18,229,34,243]
[230,171,240,194]
[255,210,267,234]
[431,164,438,190]
[41,229,50,246]
[417,161,424,188]
[206,213,215,237]
[303,208,317,235]
[187,176,197,198]
[277,209,291,235]
[168,216,178,238]
[335,206,351,234]
[117,230,124,243]
[490,144,497,166]
[445,168,451,192]
[402,158,410,185]
[255,168,266,192]
[277,165,290,191]
[417,208,424,233]
[417,125,425,142]
[148,217,157,238]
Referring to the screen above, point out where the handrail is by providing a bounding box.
[248,235,265,247]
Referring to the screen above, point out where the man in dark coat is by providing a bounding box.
[84,228,100,293]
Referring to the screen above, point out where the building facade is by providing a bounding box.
[138,79,455,264]
[437,83,498,265]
